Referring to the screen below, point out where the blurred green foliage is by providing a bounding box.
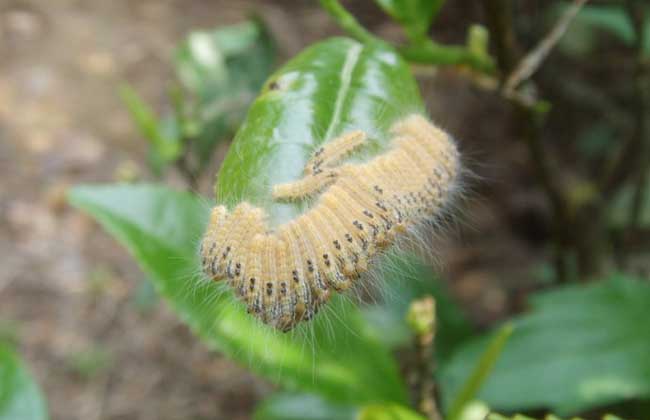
[557,3,650,56]
[0,344,48,420]
[487,414,627,420]
[255,393,431,420]
[441,276,650,415]
[121,19,275,179]
[65,347,112,380]
[254,393,358,420]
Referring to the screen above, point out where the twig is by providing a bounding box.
[483,0,575,282]
[175,151,199,191]
[504,0,588,95]
[484,0,568,214]
[406,296,441,420]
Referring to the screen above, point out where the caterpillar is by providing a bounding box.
[200,114,459,332]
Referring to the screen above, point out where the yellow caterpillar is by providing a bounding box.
[200,114,459,331]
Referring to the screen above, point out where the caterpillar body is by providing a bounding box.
[200,114,459,331]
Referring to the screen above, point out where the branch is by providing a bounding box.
[504,0,588,95]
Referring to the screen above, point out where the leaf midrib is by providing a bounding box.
[322,42,362,142]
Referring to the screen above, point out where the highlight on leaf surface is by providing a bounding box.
[200,37,462,331]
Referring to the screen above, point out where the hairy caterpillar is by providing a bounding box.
[200,114,459,331]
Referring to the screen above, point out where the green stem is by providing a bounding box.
[319,0,380,45]
[399,40,496,74]
[446,324,513,420]
[320,0,495,74]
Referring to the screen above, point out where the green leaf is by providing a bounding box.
[174,19,276,167]
[175,19,274,99]
[486,415,539,420]
[375,0,444,42]
[119,84,182,165]
[440,275,650,415]
[254,393,427,420]
[576,122,617,161]
[557,4,650,56]
[216,37,423,226]
[254,393,357,420]
[487,415,633,420]
[358,403,427,420]
[0,344,48,420]
[69,184,407,404]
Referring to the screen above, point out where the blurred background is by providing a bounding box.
[0,1,647,419]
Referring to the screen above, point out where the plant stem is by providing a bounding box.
[446,324,513,420]
[320,0,495,74]
[406,297,441,420]
[484,0,519,75]
[626,0,650,229]
[399,40,495,74]
[319,0,380,45]
[504,0,588,94]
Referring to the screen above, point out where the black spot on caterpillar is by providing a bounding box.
[200,114,460,331]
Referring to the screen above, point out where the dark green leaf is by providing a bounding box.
[375,0,444,42]
[254,393,427,420]
[175,19,273,98]
[487,414,632,420]
[69,184,406,404]
[358,403,427,420]
[440,275,650,415]
[556,4,650,56]
[576,122,617,161]
[254,393,357,420]
[0,344,48,420]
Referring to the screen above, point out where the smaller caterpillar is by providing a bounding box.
[200,114,459,331]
